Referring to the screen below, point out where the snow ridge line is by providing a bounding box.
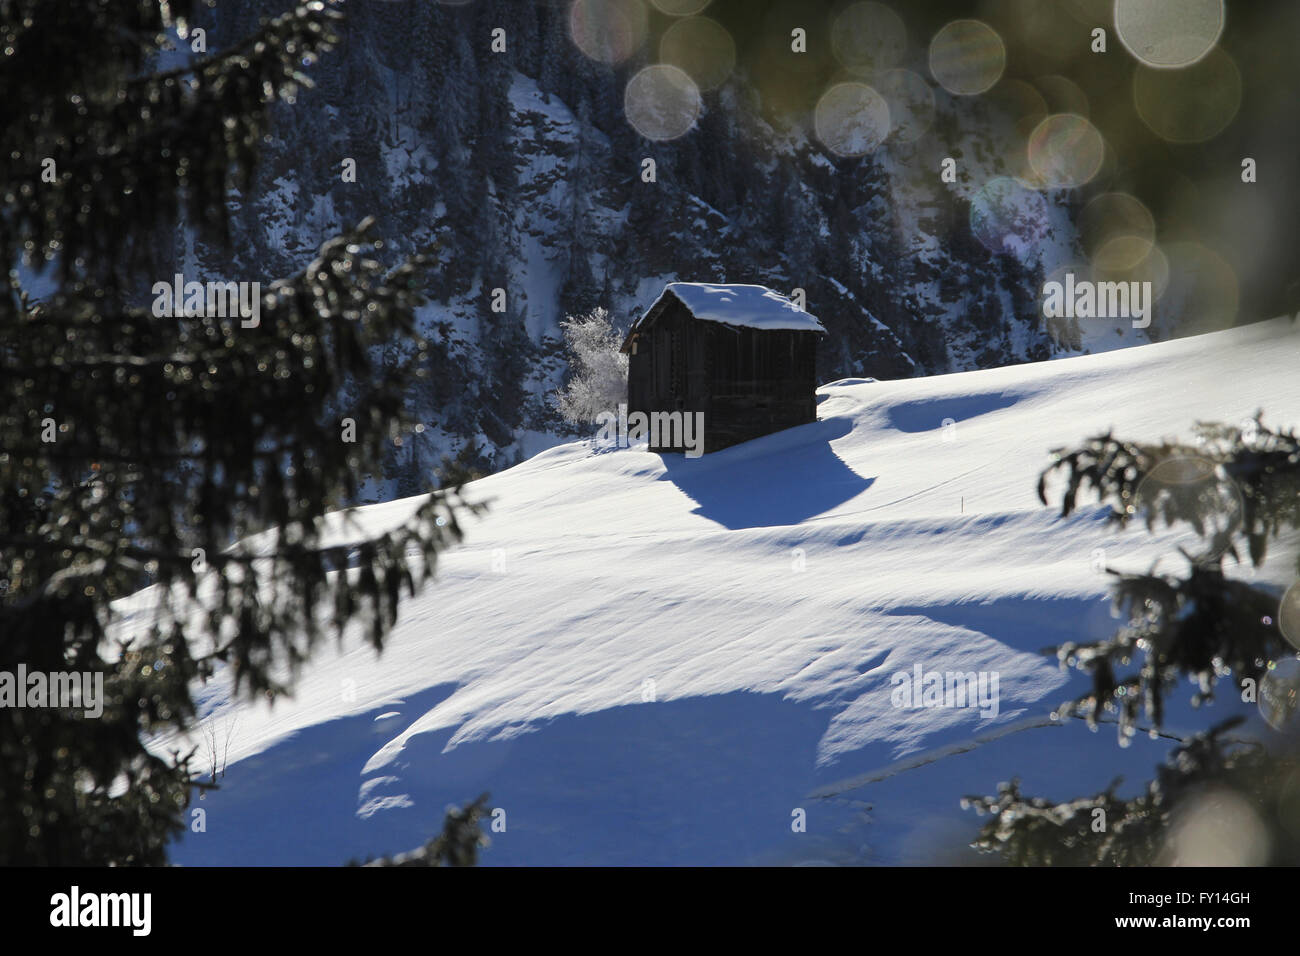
[806,711,1214,800]
[806,713,1061,799]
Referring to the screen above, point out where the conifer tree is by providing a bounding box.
[1,0,469,864]
[965,411,1300,864]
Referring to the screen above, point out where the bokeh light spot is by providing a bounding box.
[660,16,735,92]
[990,78,1049,140]
[1160,788,1270,865]
[969,177,1050,258]
[1094,239,1169,299]
[624,64,701,141]
[1261,657,1300,733]
[570,0,649,66]
[1027,113,1105,189]
[1132,454,1243,564]
[929,20,1005,96]
[1116,0,1224,69]
[1279,582,1300,653]
[1035,74,1090,119]
[875,69,935,144]
[814,82,891,157]
[649,0,710,15]
[1133,46,1241,143]
[1079,192,1156,265]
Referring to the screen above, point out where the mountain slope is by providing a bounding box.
[171,0,1111,489]
[128,316,1300,865]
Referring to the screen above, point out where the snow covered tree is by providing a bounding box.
[966,411,1300,864]
[966,716,1300,866]
[0,0,470,864]
[553,307,628,427]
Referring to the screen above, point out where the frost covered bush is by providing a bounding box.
[553,307,629,427]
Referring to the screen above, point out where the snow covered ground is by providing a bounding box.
[126,316,1300,865]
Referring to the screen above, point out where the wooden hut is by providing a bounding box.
[619,283,825,454]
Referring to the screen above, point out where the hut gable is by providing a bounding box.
[621,283,825,455]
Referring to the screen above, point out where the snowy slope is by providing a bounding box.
[126,317,1300,866]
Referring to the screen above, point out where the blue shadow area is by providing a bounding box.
[658,417,874,530]
[885,391,1020,433]
[171,688,877,866]
[885,595,1121,655]
[170,596,1233,866]
[169,683,461,866]
[346,690,853,865]
[877,593,1257,780]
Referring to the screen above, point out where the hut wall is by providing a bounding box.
[702,326,818,452]
[627,300,819,454]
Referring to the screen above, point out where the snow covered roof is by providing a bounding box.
[636,283,826,336]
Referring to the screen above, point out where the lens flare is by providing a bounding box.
[1261,658,1300,733]
[1094,239,1169,299]
[1079,192,1156,267]
[660,16,735,92]
[570,0,649,65]
[986,80,1048,184]
[1160,788,1270,866]
[814,83,891,157]
[969,177,1050,258]
[875,69,935,144]
[1131,455,1243,563]
[1027,114,1105,189]
[649,0,710,14]
[929,20,1005,96]
[831,2,907,76]
[1093,235,1152,273]
[1133,46,1241,143]
[1115,0,1224,69]
[990,78,1049,140]
[624,64,701,141]
[1035,74,1090,119]
[1280,582,1300,653]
